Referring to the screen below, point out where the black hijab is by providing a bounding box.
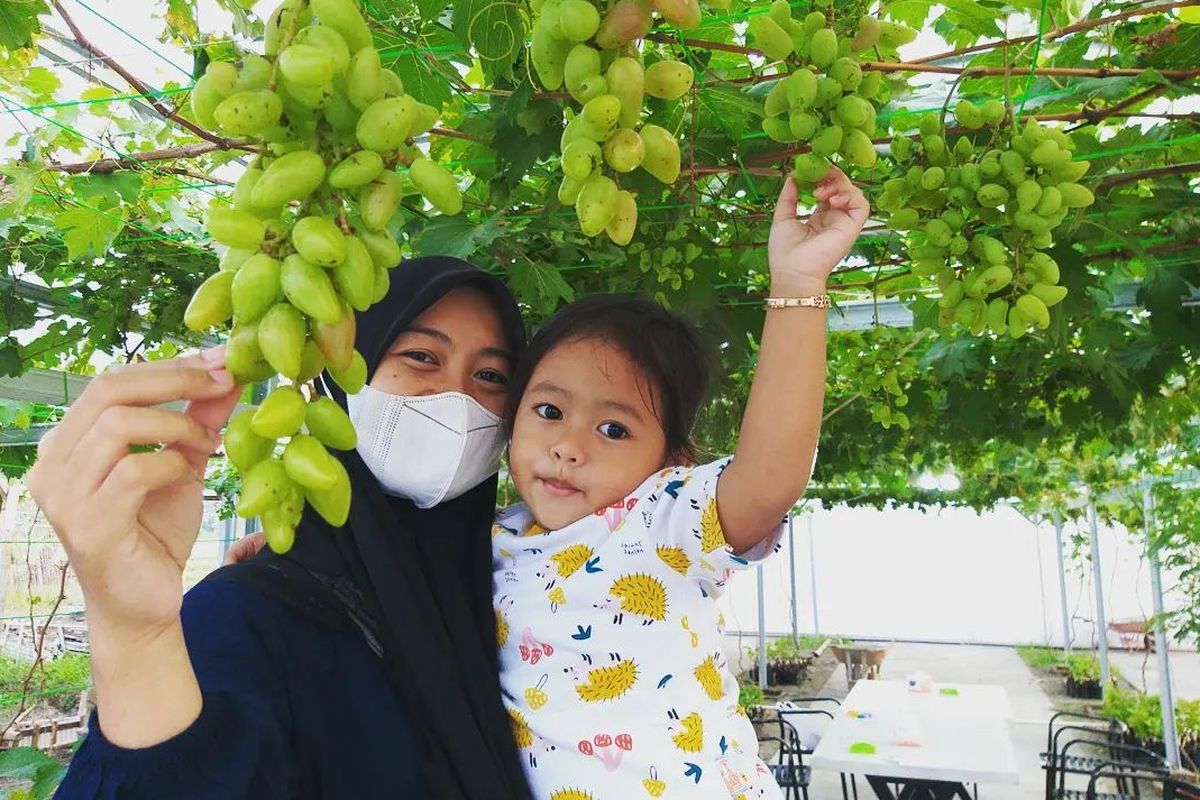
[211,256,532,800]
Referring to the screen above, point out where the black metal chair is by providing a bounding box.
[1083,760,1198,800]
[1042,711,1133,800]
[777,695,858,800]
[753,716,812,800]
[1054,740,1168,800]
[1044,720,1170,800]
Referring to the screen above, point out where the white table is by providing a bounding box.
[809,680,1020,800]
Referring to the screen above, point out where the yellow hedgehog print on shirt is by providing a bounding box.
[699,498,725,553]
[693,653,725,701]
[570,658,639,702]
[597,573,668,625]
[670,712,704,752]
[509,707,533,750]
[496,608,509,648]
[549,790,595,800]
[656,544,691,576]
[539,544,594,611]
[544,544,594,581]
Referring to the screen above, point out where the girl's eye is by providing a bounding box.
[401,350,436,365]
[533,403,562,421]
[477,369,509,386]
[598,422,629,440]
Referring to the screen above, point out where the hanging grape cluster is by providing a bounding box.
[530,0,701,244]
[750,2,916,186]
[877,105,1096,337]
[183,0,467,554]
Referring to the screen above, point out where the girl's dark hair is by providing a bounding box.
[504,295,713,463]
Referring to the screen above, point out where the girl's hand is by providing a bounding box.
[222,532,267,566]
[768,166,870,295]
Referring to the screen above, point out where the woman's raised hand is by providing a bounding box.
[26,349,241,642]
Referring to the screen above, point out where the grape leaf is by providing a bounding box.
[695,85,762,140]
[410,214,502,260]
[386,51,453,109]
[417,0,451,21]
[23,66,58,100]
[0,164,36,219]
[0,0,47,50]
[937,0,1003,40]
[494,77,534,122]
[0,340,19,378]
[452,0,524,82]
[0,746,63,787]
[881,0,932,29]
[163,0,199,40]
[512,258,575,314]
[493,114,558,189]
[73,173,143,206]
[0,398,32,429]
[1141,23,1200,71]
[30,757,66,798]
[1140,261,1194,344]
[909,296,940,332]
[916,338,984,381]
[54,205,125,261]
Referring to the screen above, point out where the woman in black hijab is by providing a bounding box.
[30,257,533,799]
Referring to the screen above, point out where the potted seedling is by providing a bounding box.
[1065,653,1102,699]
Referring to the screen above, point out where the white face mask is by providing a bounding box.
[345,384,507,508]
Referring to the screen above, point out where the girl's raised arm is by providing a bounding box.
[717,167,869,553]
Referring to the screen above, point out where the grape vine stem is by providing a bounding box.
[49,1,258,153]
[647,0,1198,76]
[907,0,1198,65]
[45,142,241,174]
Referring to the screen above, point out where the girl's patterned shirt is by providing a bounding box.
[492,459,787,800]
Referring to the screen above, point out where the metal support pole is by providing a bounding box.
[757,564,768,691]
[788,514,799,646]
[0,481,22,619]
[807,514,820,633]
[220,514,237,563]
[1087,497,1111,693]
[1144,485,1180,769]
[1053,510,1072,654]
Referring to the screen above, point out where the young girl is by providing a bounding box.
[492,167,869,799]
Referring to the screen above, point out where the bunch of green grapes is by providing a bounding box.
[877,105,1096,337]
[182,0,467,554]
[832,326,920,431]
[530,0,702,244]
[750,2,917,186]
[629,228,702,296]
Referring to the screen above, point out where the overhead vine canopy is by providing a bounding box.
[0,0,1196,523]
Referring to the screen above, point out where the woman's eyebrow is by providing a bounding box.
[402,326,451,344]
[401,326,513,362]
[481,346,515,362]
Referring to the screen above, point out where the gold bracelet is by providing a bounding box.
[765,295,831,310]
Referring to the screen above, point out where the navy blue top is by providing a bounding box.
[55,578,425,799]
